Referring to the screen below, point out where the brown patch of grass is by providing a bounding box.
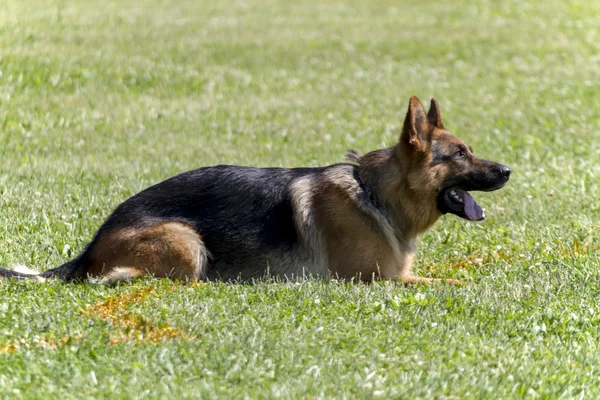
[1,283,197,354]
[559,236,600,257]
[0,343,18,354]
[0,333,84,354]
[417,249,516,276]
[80,285,191,345]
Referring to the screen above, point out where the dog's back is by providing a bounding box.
[38,164,358,282]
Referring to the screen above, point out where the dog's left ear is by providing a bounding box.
[427,99,444,129]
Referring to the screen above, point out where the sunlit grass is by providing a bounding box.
[1,0,600,398]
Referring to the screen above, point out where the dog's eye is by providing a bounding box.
[453,150,466,159]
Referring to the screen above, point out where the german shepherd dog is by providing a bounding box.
[0,97,510,284]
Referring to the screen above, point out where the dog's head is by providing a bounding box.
[398,96,510,221]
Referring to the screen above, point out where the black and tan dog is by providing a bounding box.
[0,97,510,284]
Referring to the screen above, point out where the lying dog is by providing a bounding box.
[0,96,510,284]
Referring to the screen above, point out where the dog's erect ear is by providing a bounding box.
[400,96,430,149]
[427,98,444,129]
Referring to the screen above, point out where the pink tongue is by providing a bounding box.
[457,190,484,221]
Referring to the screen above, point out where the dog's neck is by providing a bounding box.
[356,147,442,238]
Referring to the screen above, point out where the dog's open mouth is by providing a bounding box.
[444,188,485,221]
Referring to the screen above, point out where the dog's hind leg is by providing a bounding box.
[86,222,209,282]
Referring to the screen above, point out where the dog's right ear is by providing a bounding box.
[427,98,444,129]
[400,96,430,150]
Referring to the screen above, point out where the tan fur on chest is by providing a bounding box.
[312,172,411,281]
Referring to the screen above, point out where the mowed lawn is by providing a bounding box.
[1,0,600,398]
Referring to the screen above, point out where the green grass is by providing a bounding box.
[1,0,600,398]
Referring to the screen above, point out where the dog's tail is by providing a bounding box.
[0,255,89,282]
[0,265,46,281]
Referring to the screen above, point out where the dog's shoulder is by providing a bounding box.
[320,163,362,197]
[314,162,391,224]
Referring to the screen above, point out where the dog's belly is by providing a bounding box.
[205,247,325,282]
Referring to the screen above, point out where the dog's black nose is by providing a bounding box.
[499,166,511,178]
